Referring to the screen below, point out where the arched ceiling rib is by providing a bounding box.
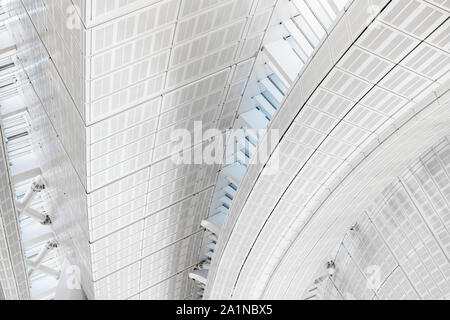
[206,0,450,299]
[263,86,450,299]
[5,0,284,299]
[304,138,450,300]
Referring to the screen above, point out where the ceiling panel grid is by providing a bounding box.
[83,0,281,300]
[330,244,376,300]
[205,0,388,298]
[5,0,277,299]
[201,0,355,274]
[204,0,374,294]
[23,81,95,298]
[0,1,251,296]
[206,0,450,299]
[262,83,450,299]
[10,0,449,301]
[308,139,450,300]
[0,121,30,300]
[9,0,259,192]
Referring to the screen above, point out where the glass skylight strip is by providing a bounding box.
[291,0,326,44]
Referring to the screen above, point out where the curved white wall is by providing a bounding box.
[304,138,450,300]
[206,0,450,299]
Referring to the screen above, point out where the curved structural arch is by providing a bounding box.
[262,85,450,299]
[206,0,450,299]
[302,137,450,300]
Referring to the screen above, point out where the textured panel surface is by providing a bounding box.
[206,0,450,299]
[5,0,268,299]
[307,139,450,300]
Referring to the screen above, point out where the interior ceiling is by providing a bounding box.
[0,109,29,300]
[0,145,29,300]
[2,0,449,301]
[305,138,450,300]
[206,0,450,299]
[5,0,281,299]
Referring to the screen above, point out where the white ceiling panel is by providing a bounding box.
[379,0,449,39]
[7,0,261,300]
[9,0,449,301]
[205,0,450,300]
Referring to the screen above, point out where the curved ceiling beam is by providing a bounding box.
[206,0,450,299]
[299,137,450,300]
[263,84,450,299]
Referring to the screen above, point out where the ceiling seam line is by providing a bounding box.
[432,147,450,190]
[373,265,401,298]
[135,0,185,295]
[89,184,216,244]
[93,229,204,283]
[271,84,450,298]
[12,56,89,194]
[397,174,450,293]
[420,152,450,211]
[365,210,423,298]
[400,172,450,266]
[230,0,404,297]
[18,0,85,123]
[242,2,450,298]
[373,16,450,54]
[86,133,226,194]
[207,0,394,292]
[202,0,272,239]
[85,65,236,127]
[0,104,30,298]
[340,236,382,299]
[82,0,242,30]
[136,262,201,297]
[382,178,447,297]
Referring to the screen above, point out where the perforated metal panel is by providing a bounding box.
[6,0,450,300]
[5,0,270,299]
[206,0,450,300]
[308,139,450,300]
